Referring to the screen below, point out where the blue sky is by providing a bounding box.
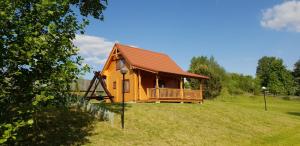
[74,0,300,79]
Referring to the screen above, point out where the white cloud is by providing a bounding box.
[261,0,300,32]
[73,34,116,69]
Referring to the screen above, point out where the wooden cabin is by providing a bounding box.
[101,43,209,103]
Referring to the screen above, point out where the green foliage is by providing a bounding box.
[187,56,263,97]
[184,82,191,89]
[293,59,300,95]
[226,73,257,95]
[219,87,231,99]
[256,56,297,95]
[253,77,262,95]
[187,56,225,98]
[0,0,107,144]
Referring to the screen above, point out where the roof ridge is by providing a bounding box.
[115,43,168,57]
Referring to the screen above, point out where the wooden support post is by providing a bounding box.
[199,79,204,103]
[134,71,138,102]
[156,75,159,98]
[180,77,184,100]
[138,70,141,100]
[147,88,149,98]
[90,79,100,97]
[83,73,97,99]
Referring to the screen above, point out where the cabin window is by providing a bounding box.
[113,81,116,89]
[116,59,125,70]
[123,80,130,93]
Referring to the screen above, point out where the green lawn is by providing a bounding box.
[86,95,300,146]
[25,95,300,145]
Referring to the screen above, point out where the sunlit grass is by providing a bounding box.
[84,95,300,146]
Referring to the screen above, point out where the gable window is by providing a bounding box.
[123,80,130,93]
[116,59,125,70]
[113,81,116,89]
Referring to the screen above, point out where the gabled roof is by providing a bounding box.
[103,43,208,79]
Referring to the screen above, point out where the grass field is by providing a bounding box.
[86,95,300,146]
[25,95,300,146]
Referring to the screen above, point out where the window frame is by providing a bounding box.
[113,81,116,89]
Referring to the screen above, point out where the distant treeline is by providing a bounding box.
[187,56,300,98]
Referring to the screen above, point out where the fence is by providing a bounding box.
[147,88,202,100]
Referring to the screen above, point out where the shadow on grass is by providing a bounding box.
[99,102,132,115]
[282,96,291,100]
[21,107,96,145]
[287,112,300,117]
[20,102,132,145]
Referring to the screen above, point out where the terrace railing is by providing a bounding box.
[147,88,203,100]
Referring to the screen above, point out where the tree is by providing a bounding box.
[268,72,284,95]
[293,59,300,95]
[187,56,225,98]
[0,0,107,144]
[256,56,296,95]
[227,73,256,95]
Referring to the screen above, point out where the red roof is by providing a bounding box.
[114,44,208,79]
